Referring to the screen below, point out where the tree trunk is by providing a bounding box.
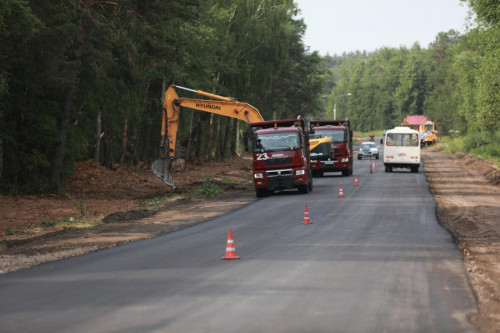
[49,22,83,190]
[103,133,113,168]
[0,138,2,179]
[195,118,203,159]
[131,130,140,164]
[119,118,128,165]
[215,116,222,159]
[206,73,219,160]
[222,118,231,158]
[186,110,195,161]
[206,113,214,159]
[50,85,75,189]
[94,109,101,162]
[231,119,238,156]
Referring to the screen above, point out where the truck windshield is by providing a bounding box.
[386,133,419,147]
[254,132,300,152]
[315,129,346,143]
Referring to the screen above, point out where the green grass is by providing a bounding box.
[38,219,57,228]
[143,193,184,204]
[6,226,15,235]
[221,177,237,184]
[439,134,500,168]
[193,178,222,198]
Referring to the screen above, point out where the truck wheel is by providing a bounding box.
[256,189,269,197]
[358,155,361,160]
[342,169,349,177]
[298,184,309,194]
[318,171,324,177]
[376,154,379,160]
[299,170,313,194]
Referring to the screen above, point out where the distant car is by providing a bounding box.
[358,142,379,159]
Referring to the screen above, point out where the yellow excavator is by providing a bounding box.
[152,84,264,188]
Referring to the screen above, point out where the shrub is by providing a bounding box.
[194,178,222,198]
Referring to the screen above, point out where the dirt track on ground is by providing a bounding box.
[1,149,499,332]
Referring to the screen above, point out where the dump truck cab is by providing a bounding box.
[252,118,313,197]
[310,119,353,176]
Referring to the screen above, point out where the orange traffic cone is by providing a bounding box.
[338,185,344,197]
[302,205,312,224]
[372,161,376,170]
[354,176,359,186]
[222,229,240,260]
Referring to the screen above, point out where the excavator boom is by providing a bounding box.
[153,84,264,188]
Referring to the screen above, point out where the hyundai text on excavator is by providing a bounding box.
[251,118,314,197]
[310,119,353,176]
[152,84,313,197]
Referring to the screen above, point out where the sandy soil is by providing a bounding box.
[0,156,256,272]
[1,148,499,332]
[424,148,500,333]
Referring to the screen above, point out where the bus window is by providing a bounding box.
[386,133,420,147]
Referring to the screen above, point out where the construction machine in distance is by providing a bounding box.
[401,115,438,146]
[152,84,314,197]
[310,119,353,176]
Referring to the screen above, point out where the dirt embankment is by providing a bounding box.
[1,149,500,332]
[0,156,256,273]
[423,148,500,333]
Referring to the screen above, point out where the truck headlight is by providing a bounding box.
[341,158,349,162]
[295,169,306,176]
[254,173,264,179]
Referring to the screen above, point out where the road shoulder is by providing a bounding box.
[423,149,500,333]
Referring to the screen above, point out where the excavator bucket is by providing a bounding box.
[151,158,175,188]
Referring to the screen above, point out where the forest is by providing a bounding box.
[323,0,500,152]
[0,0,499,194]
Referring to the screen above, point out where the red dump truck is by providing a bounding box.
[310,119,353,176]
[251,118,313,197]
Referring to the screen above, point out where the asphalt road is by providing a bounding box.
[0,145,478,332]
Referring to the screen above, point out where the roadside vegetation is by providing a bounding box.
[1,0,499,195]
[322,0,500,160]
[0,0,325,194]
[440,131,500,168]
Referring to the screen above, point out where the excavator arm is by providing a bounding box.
[153,84,264,188]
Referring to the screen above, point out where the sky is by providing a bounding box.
[294,0,471,55]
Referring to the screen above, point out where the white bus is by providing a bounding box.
[383,126,421,173]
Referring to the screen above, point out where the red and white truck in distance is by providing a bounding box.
[251,118,313,197]
[310,119,354,176]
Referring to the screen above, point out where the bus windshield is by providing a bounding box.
[314,129,346,143]
[254,132,300,152]
[386,133,419,147]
